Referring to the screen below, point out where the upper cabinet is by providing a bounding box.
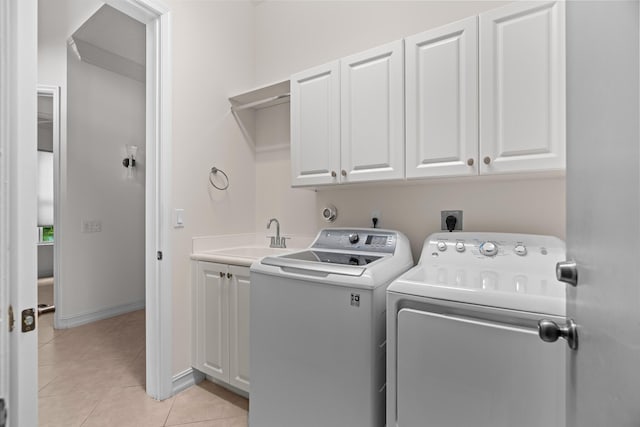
[291,41,404,187]
[290,1,565,187]
[405,17,479,179]
[340,40,405,183]
[479,1,566,174]
[290,62,341,186]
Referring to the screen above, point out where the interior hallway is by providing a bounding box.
[38,310,248,426]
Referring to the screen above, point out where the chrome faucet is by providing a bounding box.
[267,218,287,248]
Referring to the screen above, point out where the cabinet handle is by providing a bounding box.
[219,272,225,278]
[341,170,347,177]
[467,158,474,166]
[227,272,232,279]
[331,171,337,178]
[483,156,491,165]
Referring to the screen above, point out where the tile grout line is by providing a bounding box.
[162,391,178,427]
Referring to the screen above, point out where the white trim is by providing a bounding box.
[0,0,11,415]
[172,368,205,395]
[104,0,173,401]
[56,300,145,329]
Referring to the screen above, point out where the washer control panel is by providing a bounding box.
[312,228,397,254]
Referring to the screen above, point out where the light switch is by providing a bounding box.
[174,208,185,228]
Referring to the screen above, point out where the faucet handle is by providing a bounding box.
[280,237,289,248]
[267,236,276,248]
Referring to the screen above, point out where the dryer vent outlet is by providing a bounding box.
[441,210,463,232]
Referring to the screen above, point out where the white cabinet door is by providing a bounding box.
[198,262,229,382]
[229,266,251,392]
[341,40,404,183]
[291,61,341,187]
[405,17,478,179]
[480,1,565,174]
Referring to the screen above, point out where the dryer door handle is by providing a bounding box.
[538,319,578,350]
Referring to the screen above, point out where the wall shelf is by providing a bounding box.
[229,79,290,151]
[229,79,290,112]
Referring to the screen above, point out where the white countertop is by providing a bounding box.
[191,232,314,267]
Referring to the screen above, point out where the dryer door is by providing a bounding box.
[396,308,565,427]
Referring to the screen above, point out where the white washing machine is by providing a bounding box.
[387,232,567,427]
[250,228,413,427]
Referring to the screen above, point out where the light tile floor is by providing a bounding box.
[38,310,248,427]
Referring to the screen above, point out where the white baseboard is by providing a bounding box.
[172,368,205,395]
[56,299,145,329]
[204,375,249,399]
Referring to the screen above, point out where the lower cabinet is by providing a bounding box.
[192,261,250,393]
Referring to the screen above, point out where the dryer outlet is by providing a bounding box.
[441,210,463,231]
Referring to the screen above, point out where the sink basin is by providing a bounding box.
[207,246,295,259]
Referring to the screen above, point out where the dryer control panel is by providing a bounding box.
[427,232,561,262]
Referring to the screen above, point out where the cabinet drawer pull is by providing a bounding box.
[227,272,232,279]
[331,171,337,178]
[483,156,491,165]
[341,170,347,177]
[467,158,474,166]
[219,272,225,278]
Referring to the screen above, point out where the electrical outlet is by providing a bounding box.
[370,210,382,228]
[441,210,463,231]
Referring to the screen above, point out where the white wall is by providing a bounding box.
[253,1,566,261]
[168,0,257,375]
[62,43,146,320]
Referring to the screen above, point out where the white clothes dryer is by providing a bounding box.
[387,232,567,427]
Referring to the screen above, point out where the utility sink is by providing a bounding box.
[206,246,295,259]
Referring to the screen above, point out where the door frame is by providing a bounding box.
[103,0,174,401]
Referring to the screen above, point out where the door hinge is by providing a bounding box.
[157,251,163,260]
[8,305,14,332]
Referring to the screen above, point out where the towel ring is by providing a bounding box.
[209,167,229,190]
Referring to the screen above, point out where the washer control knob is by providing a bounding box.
[514,244,527,256]
[437,241,447,252]
[480,241,498,256]
[455,242,465,253]
[349,233,360,244]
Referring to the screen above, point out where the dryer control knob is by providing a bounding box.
[480,241,498,256]
[514,244,527,256]
[437,241,447,252]
[455,242,465,253]
[349,233,360,244]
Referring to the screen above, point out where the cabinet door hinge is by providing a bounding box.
[8,305,14,332]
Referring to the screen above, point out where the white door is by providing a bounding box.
[479,1,565,175]
[228,266,250,392]
[564,2,640,426]
[405,17,478,179]
[341,40,404,183]
[396,309,564,427]
[290,61,341,187]
[198,262,228,382]
[0,0,39,425]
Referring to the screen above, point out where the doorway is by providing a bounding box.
[36,86,59,316]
